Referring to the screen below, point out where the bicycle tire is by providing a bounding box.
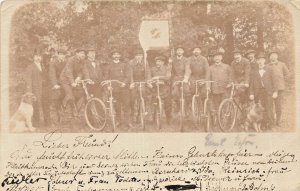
[201,99,210,132]
[218,99,237,132]
[192,95,202,126]
[140,98,146,130]
[179,98,185,131]
[109,98,116,132]
[85,98,107,131]
[154,97,163,129]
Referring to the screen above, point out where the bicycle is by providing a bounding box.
[191,80,215,132]
[131,81,147,130]
[101,80,124,132]
[218,82,248,132]
[77,79,107,131]
[173,80,187,131]
[148,77,165,129]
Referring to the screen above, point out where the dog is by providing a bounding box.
[243,101,265,132]
[9,92,37,133]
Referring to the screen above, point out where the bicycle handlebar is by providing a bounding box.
[76,79,93,86]
[132,81,147,85]
[194,80,216,85]
[173,80,186,86]
[101,80,124,87]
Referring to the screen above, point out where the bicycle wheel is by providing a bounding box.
[218,99,237,132]
[85,98,107,131]
[179,98,185,131]
[109,98,116,132]
[201,99,210,132]
[154,97,163,129]
[139,98,146,130]
[192,95,202,126]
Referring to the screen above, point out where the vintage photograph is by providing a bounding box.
[8,0,295,133]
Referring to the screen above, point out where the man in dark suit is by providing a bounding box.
[249,52,275,128]
[83,46,104,99]
[25,49,51,128]
[268,50,290,126]
[59,47,86,116]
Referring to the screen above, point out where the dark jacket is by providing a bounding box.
[104,60,131,88]
[171,56,190,81]
[49,57,66,87]
[188,55,209,80]
[231,57,251,84]
[268,61,290,91]
[25,62,49,101]
[129,58,151,83]
[209,62,233,94]
[249,65,274,95]
[83,59,103,83]
[60,56,85,84]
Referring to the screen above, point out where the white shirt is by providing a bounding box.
[34,62,42,71]
[258,69,265,77]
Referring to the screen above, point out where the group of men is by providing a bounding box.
[24,45,290,130]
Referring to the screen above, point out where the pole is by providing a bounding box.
[144,49,148,81]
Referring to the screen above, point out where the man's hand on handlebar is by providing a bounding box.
[53,84,60,89]
[71,82,77,87]
[130,83,135,89]
[120,82,126,87]
[147,82,153,88]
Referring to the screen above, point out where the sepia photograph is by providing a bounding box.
[7,0,295,133]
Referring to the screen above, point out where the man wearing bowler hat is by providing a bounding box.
[249,52,275,128]
[245,49,257,71]
[268,49,290,126]
[60,47,86,116]
[170,46,191,115]
[82,45,104,99]
[104,49,133,129]
[25,48,51,128]
[231,49,251,105]
[150,55,172,124]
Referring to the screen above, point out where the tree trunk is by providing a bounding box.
[224,15,234,64]
[257,9,264,52]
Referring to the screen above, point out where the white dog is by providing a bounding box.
[10,92,37,133]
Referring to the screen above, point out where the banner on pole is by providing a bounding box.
[139,20,169,51]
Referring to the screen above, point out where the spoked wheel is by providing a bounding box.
[109,98,116,132]
[179,98,185,132]
[200,99,210,132]
[218,99,237,132]
[85,98,107,131]
[153,97,163,129]
[135,98,146,130]
[192,95,203,128]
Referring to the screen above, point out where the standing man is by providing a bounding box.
[129,48,152,121]
[170,46,191,115]
[268,49,290,126]
[209,50,233,119]
[150,56,172,124]
[59,47,86,116]
[25,49,51,128]
[245,49,257,71]
[49,48,67,121]
[188,47,210,105]
[249,52,275,129]
[231,49,251,105]
[82,46,104,99]
[104,49,133,129]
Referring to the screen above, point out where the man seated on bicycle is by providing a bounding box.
[209,50,233,118]
[59,47,86,116]
[82,45,104,99]
[129,48,152,120]
[49,47,67,120]
[170,46,191,116]
[231,49,251,105]
[104,49,133,129]
[150,55,172,124]
[188,46,210,112]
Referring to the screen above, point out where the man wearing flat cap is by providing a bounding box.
[150,55,172,124]
[245,49,257,71]
[231,49,251,105]
[59,47,86,116]
[25,48,51,128]
[82,45,104,99]
[129,48,152,121]
[49,47,67,121]
[170,46,191,115]
[249,52,275,129]
[268,49,290,126]
[104,49,133,129]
